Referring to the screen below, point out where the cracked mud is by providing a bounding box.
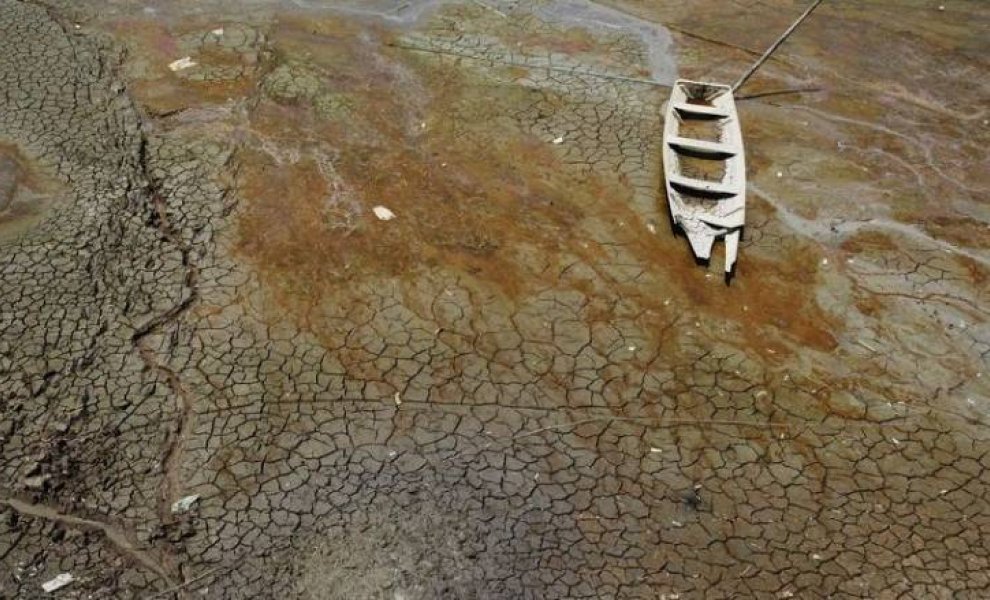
[1,0,988,598]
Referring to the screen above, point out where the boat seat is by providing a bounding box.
[673,102,730,118]
[666,136,737,157]
[668,173,738,197]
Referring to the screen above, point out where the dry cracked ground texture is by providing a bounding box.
[0,0,988,598]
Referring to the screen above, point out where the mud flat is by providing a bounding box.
[0,1,987,598]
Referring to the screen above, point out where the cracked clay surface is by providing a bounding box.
[1,0,988,598]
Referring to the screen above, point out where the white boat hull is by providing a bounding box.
[662,79,746,273]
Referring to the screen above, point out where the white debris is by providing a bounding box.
[776,171,783,178]
[394,392,402,406]
[646,222,657,234]
[42,573,74,593]
[171,494,200,514]
[552,136,564,145]
[811,553,822,560]
[168,56,197,71]
[211,28,224,36]
[650,447,662,454]
[671,520,683,527]
[372,205,396,221]
[821,257,829,266]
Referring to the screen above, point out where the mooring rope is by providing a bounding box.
[732,0,826,93]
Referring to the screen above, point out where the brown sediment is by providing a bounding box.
[234,16,598,318]
[498,27,599,57]
[678,117,722,142]
[232,12,841,361]
[917,213,990,251]
[103,17,262,115]
[676,153,727,182]
[0,143,61,240]
[609,194,840,356]
[839,229,900,254]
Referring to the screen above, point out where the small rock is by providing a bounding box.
[372,206,396,221]
[42,573,73,593]
[168,57,197,71]
[171,494,200,514]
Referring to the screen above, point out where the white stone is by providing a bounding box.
[42,574,74,593]
[168,56,197,71]
[171,494,200,514]
[372,205,396,221]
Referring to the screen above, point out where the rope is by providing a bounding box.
[732,0,826,93]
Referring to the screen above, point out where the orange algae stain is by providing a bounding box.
[234,17,600,314]
[603,193,840,356]
[100,17,261,115]
[232,13,841,360]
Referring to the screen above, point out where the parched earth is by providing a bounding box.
[0,0,988,598]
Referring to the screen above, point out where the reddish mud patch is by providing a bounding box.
[499,27,599,57]
[616,200,839,356]
[235,18,598,313]
[105,18,260,115]
[917,213,990,251]
[233,13,839,359]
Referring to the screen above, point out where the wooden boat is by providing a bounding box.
[662,79,746,273]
